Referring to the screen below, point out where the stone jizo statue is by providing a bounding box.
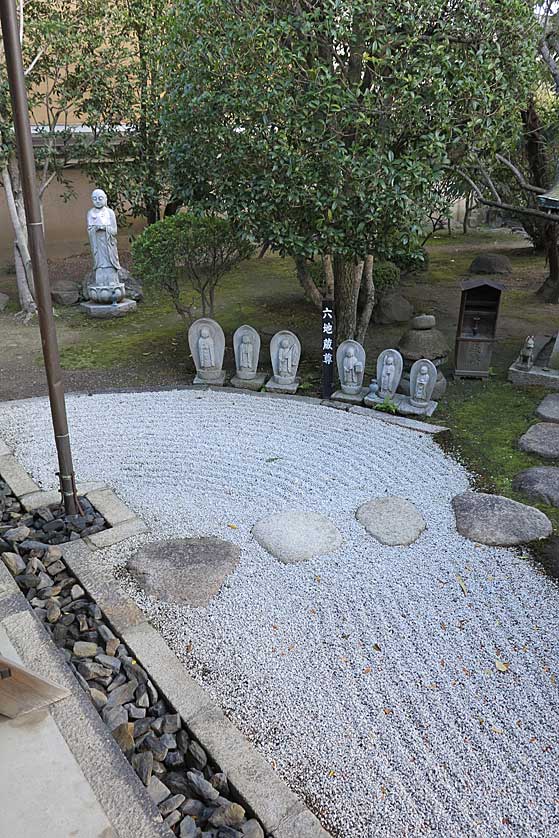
[86,189,125,305]
[267,330,301,392]
[413,364,430,403]
[198,327,216,369]
[343,347,362,386]
[239,334,254,370]
[278,338,295,377]
[380,353,396,397]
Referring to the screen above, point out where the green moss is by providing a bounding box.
[437,379,559,531]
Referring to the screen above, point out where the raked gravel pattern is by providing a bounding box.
[1,389,558,838]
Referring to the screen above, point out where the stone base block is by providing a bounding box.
[396,397,438,418]
[399,370,447,400]
[193,371,227,387]
[363,392,406,409]
[265,377,300,395]
[508,363,559,389]
[231,373,267,391]
[80,299,137,319]
[331,388,368,405]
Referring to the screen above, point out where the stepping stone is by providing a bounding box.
[512,467,559,507]
[536,394,559,423]
[127,537,240,607]
[452,491,552,546]
[518,423,559,459]
[252,511,342,563]
[355,496,426,546]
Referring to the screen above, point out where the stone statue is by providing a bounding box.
[402,357,438,415]
[188,318,226,384]
[232,325,265,389]
[519,336,535,370]
[86,189,125,304]
[364,348,404,408]
[413,364,430,402]
[198,327,215,368]
[266,330,301,393]
[333,340,366,401]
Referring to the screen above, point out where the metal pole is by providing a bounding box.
[0,0,78,515]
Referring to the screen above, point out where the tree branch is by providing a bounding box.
[495,153,546,195]
[457,170,559,224]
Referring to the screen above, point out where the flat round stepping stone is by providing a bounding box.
[356,496,426,546]
[518,423,559,459]
[252,511,342,563]
[127,537,240,607]
[536,394,559,423]
[512,467,559,507]
[452,491,551,546]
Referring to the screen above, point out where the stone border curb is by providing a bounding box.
[0,440,331,838]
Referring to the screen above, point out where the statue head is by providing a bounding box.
[346,347,355,358]
[420,364,428,376]
[242,334,251,344]
[200,327,210,338]
[91,189,108,209]
[385,353,394,367]
[280,338,289,349]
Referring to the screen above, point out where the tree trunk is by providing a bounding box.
[333,256,362,342]
[14,243,37,317]
[295,256,322,309]
[537,224,559,303]
[2,158,37,315]
[356,255,375,345]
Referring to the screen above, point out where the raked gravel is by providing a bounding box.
[1,389,558,838]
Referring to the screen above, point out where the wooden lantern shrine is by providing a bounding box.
[454,278,505,379]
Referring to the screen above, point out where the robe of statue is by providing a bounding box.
[87,206,121,273]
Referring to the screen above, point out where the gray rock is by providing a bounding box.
[165,772,190,797]
[162,713,181,734]
[46,601,61,623]
[78,661,113,681]
[0,291,9,311]
[73,641,98,658]
[133,718,153,738]
[452,491,552,545]
[179,816,198,838]
[98,624,116,643]
[102,705,128,731]
[142,733,168,762]
[374,292,413,325]
[536,394,559,423]
[356,497,426,546]
[468,252,512,275]
[209,802,246,827]
[95,654,121,673]
[4,525,31,542]
[518,423,559,459]
[181,799,204,817]
[165,750,185,769]
[127,537,240,607]
[132,750,153,786]
[51,280,80,306]
[125,703,146,720]
[147,776,171,806]
[159,794,186,817]
[89,687,107,710]
[104,679,138,708]
[252,510,342,563]
[186,740,207,771]
[512,467,559,507]
[164,811,182,829]
[1,552,26,575]
[210,773,229,795]
[176,730,190,752]
[187,771,220,801]
[160,733,177,750]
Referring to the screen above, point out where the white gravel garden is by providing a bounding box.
[1,388,558,838]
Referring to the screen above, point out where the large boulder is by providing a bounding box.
[50,280,80,306]
[374,292,413,325]
[518,423,559,459]
[452,491,552,545]
[512,467,559,507]
[81,267,143,302]
[468,253,512,275]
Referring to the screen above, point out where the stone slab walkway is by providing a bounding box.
[1,389,558,838]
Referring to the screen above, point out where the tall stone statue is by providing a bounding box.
[81,189,136,318]
[364,348,404,407]
[232,324,265,390]
[266,330,301,393]
[198,327,216,369]
[332,339,366,403]
[398,357,438,416]
[188,317,226,385]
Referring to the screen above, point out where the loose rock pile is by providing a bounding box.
[0,478,107,547]
[0,481,263,838]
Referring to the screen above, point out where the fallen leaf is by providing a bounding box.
[495,659,510,673]
[315,575,321,583]
[383,707,393,715]
[266,456,283,463]
[491,727,503,735]
[328,770,336,778]
[373,643,382,653]
[309,608,317,615]
[456,574,468,596]
[227,523,238,529]
[271,624,278,630]
[185,641,193,654]
[363,665,372,674]
[341,633,350,639]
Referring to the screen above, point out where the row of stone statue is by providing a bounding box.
[332,341,438,416]
[188,317,439,414]
[188,318,302,393]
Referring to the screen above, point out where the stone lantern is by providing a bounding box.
[397,314,449,399]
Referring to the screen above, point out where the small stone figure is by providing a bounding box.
[80,188,136,318]
[399,357,438,416]
[266,330,301,393]
[363,348,404,408]
[332,340,366,402]
[232,325,266,389]
[380,352,397,397]
[198,327,215,369]
[188,318,226,385]
[519,336,535,370]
